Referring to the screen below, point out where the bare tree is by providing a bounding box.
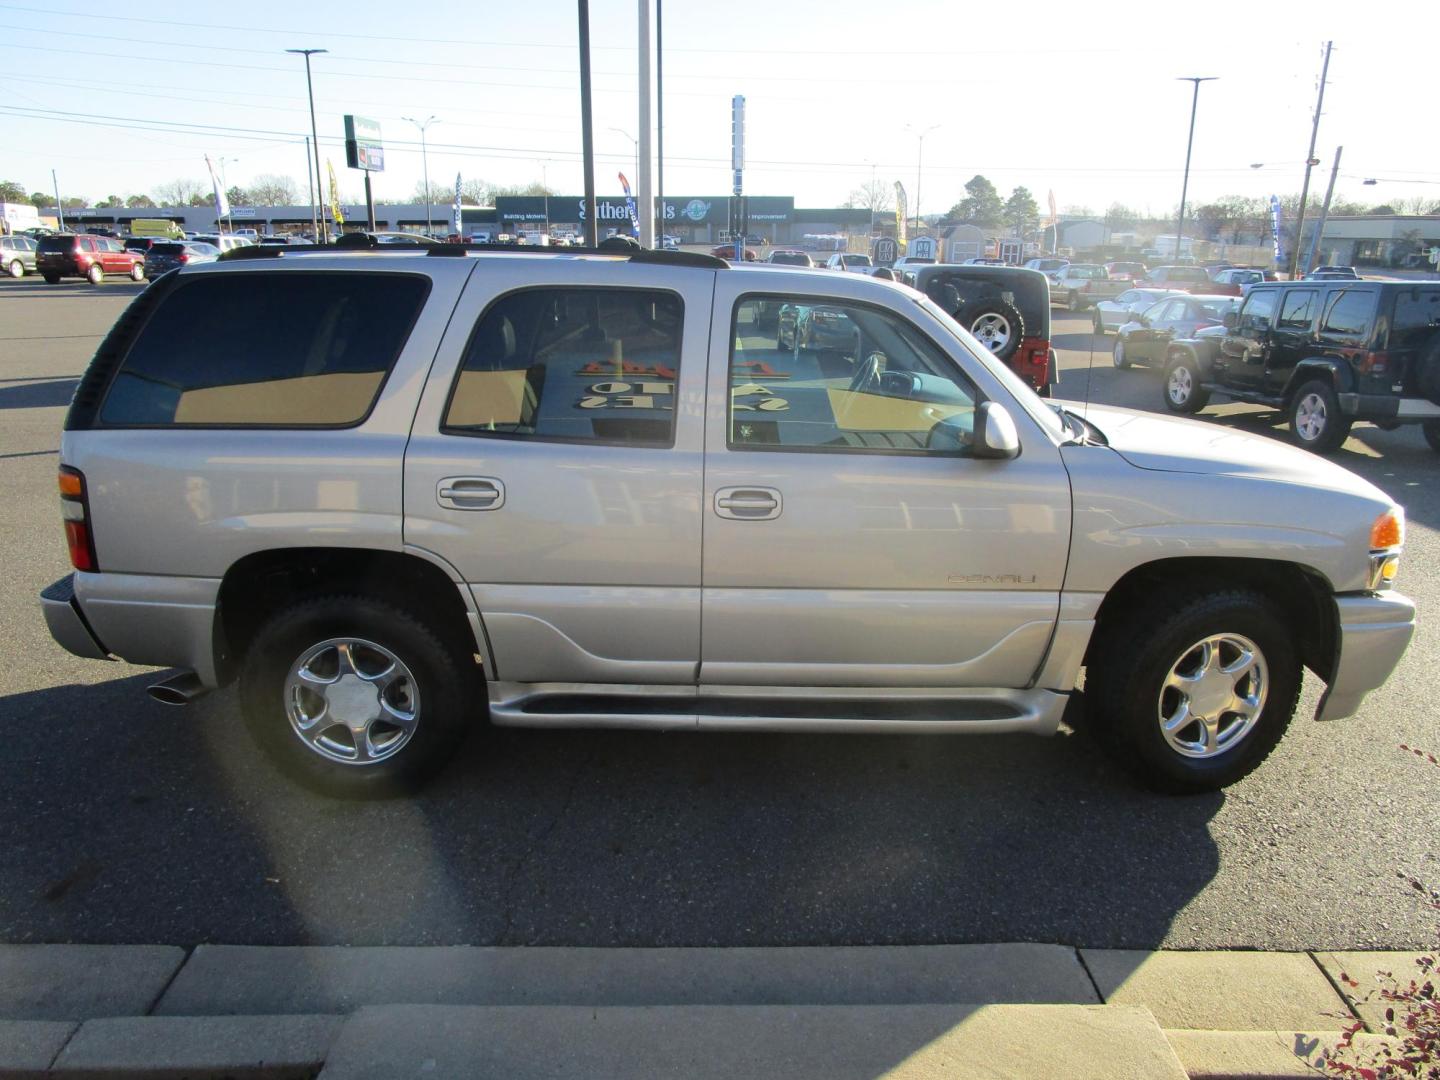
[843,177,894,213]
[152,178,207,207]
[247,174,300,206]
[1393,195,1440,216]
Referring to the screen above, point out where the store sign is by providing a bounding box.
[344,115,385,173]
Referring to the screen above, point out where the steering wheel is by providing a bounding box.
[848,352,886,394]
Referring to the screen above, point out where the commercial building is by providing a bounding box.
[1310,214,1440,269]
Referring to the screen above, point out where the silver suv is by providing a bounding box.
[40,245,1415,797]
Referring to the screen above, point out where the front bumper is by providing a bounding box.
[1315,591,1416,721]
[40,574,111,661]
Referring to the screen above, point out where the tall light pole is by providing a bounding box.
[403,115,439,236]
[1173,76,1216,265]
[286,48,328,244]
[609,128,639,189]
[636,0,653,248]
[1289,41,1333,280]
[907,123,939,235]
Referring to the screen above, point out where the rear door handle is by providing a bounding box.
[437,476,505,511]
[714,486,782,521]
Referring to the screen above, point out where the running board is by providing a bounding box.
[486,682,1068,735]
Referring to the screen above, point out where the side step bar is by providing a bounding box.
[487,682,1068,735]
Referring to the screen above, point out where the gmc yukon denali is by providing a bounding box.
[40,245,1415,797]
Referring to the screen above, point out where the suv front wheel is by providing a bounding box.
[239,594,476,797]
[1289,379,1351,453]
[1086,588,1301,793]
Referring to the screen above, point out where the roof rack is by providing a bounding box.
[217,242,727,269]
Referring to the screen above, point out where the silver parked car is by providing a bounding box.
[1,234,39,277]
[1091,289,1189,335]
[40,247,1414,798]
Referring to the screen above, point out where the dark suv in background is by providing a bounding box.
[1161,280,1440,453]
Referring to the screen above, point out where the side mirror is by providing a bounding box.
[1138,314,1150,327]
[972,401,1021,460]
[1223,311,1238,329]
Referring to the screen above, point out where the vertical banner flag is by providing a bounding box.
[894,182,908,251]
[1268,195,1284,267]
[453,173,463,236]
[204,155,229,222]
[1047,189,1058,252]
[618,172,640,236]
[326,161,344,226]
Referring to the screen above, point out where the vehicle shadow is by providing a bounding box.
[0,378,78,410]
[0,672,1223,955]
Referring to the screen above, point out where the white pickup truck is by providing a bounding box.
[1050,264,1129,312]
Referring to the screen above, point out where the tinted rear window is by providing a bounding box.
[150,243,185,255]
[99,272,429,427]
[38,236,75,253]
[769,253,810,265]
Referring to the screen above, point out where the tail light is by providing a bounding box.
[58,466,99,572]
[177,253,190,264]
[1359,351,1389,375]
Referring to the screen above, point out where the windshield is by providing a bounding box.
[1067,265,1103,279]
[915,293,1066,440]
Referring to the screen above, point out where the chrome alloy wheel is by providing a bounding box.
[1294,391,1329,442]
[283,638,420,765]
[1157,633,1267,759]
[970,314,1012,353]
[1166,364,1193,404]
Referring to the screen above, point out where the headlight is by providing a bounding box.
[1367,507,1404,589]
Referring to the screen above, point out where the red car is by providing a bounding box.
[1135,265,1213,294]
[36,234,146,285]
[1103,260,1147,283]
[711,244,758,262]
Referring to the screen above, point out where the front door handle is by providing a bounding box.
[437,476,505,511]
[714,486,782,521]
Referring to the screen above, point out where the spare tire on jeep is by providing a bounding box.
[957,297,1025,363]
[1415,336,1440,406]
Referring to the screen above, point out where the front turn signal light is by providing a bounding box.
[1370,508,1404,551]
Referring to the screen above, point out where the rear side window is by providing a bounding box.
[99,272,428,427]
[1393,289,1440,332]
[444,287,683,447]
[1278,290,1317,330]
[1319,289,1376,342]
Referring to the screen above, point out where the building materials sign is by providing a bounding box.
[344,115,385,172]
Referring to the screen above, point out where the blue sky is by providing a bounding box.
[1,0,1436,214]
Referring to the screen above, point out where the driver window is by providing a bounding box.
[729,296,979,454]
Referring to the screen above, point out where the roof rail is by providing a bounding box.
[216,242,728,269]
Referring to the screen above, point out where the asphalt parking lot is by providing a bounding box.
[1,275,1436,951]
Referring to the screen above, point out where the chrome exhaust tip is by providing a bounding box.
[146,671,209,706]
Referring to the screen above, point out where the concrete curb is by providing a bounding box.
[0,944,1429,1077]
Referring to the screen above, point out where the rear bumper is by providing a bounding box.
[1315,591,1415,721]
[40,574,111,661]
[39,571,223,686]
[1336,393,1440,421]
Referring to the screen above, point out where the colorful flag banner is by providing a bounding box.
[1269,195,1284,267]
[453,172,463,236]
[204,155,230,222]
[894,182,908,252]
[618,172,640,236]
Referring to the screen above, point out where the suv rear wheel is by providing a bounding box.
[1086,588,1300,793]
[7,259,22,279]
[1289,379,1351,453]
[86,264,103,285]
[239,594,476,797]
[1163,353,1209,413]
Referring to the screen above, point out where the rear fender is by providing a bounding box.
[1284,358,1356,401]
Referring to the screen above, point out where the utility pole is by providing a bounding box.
[1174,76,1216,265]
[51,169,64,231]
[1288,40,1332,280]
[578,0,597,247]
[637,0,653,248]
[287,48,329,244]
[1305,145,1343,274]
[656,0,664,242]
[907,124,939,236]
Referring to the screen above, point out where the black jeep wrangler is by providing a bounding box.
[1160,279,1440,454]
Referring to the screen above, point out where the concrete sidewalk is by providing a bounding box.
[0,944,1420,1078]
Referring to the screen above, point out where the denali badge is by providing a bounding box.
[947,574,1038,585]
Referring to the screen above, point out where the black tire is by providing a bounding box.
[239,594,477,797]
[1163,353,1210,413]
[1068,290,1085,312]
[1092,312,1105,336]
[130,263,145,282]
[86,263,103,285]
[1112,338,1131,369]
[1085,588,1301,793]
[1288,378,1352,454]
[1423,419,1440,454]
[42,273,59,284]
[1415,336,1440,405]
[7,259,22,279]
[957,297,1024,363]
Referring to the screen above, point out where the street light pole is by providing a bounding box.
[609,129,639,191]
[1289,40,1333,280]
[286,48,328,244]
[907,124,939,236]
[1174,76,1216,265]
[403,116,439,236]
